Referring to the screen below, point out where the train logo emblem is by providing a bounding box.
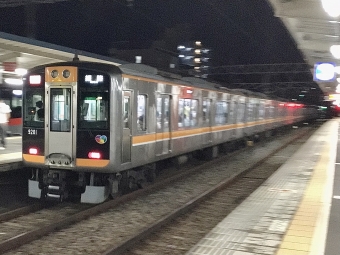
[95,135,107,144]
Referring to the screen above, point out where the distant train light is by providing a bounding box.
[88,152,101,159]
[29,75,41,85]
[4,78,23,85]
[29,148,38,155]
[85,75,104,84]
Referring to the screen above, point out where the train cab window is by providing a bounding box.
[178,99,198,128]
[137,95,147,131]
[78,92,109,130]
[23,90,44,128]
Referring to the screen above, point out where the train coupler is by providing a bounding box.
[43,184,68,202]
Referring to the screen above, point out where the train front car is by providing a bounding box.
[23,63,118,203]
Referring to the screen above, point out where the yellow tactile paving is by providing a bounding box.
[276,120,337,255]
[278,249,309,255]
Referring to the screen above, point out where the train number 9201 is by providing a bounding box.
[28,129,38,135]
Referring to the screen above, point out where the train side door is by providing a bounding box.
[156,95,171,155]
[46,86,75,161]
[122,91,132,163]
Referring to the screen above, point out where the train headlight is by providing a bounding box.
[88,152,101,159]
[63,69,71,78]
[51,70,58,78]
[29,148,38,155]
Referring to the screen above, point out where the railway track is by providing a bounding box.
[0,203,93,254]
[0,203,45,222]
[119,132,310,255]
[1,124,319,255]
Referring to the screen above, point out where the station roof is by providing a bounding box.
[0,31,127,80]
[267,0,340,95]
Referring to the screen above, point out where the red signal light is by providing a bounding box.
[88,152,101,159]
[29,148,38,155]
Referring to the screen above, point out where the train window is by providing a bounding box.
[178,99,198,128]
[50,88,71,132]
[247,101,253,122]
[137,95,147,131]
[156,95,170,131]
[23,90,44,128]
[215,101,228,125]
[229,101,236,124]
[78,91,109,130]
[123,95,130,129]
[191,100,198,126]
[237,102,245,123]
[259,102,265,119]
[0,88,23,119]
[202,99,211,124]
[156,97,162,129]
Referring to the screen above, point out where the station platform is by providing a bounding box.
[0,136,22,172]
[186,118,339,255]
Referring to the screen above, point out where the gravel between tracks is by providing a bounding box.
[4,126,316,255]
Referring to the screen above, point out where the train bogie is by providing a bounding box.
[22,61,319,203]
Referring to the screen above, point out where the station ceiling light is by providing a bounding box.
[322,0,340,17]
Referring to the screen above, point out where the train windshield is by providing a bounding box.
[78,92,109,130]
[23,89,45,128]
[78,70,109,130]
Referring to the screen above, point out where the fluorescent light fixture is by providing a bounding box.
[314,62,336,81]
[4,78,23,85]
[330,45,340,59]
[335,66,340,74]
[322,0,340,17]
[12,90,22,96]
[15,68,27,75]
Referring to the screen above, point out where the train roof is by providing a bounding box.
[28,60,122,74]
[27,61,289,102]
[119,63,269,98]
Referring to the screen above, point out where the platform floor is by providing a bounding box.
[0,121,338,254]
[186,119,338,255]
[0,136,22,172]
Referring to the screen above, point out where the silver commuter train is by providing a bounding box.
[23,61,317,203]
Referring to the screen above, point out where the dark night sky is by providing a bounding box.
[0,0,305,67]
